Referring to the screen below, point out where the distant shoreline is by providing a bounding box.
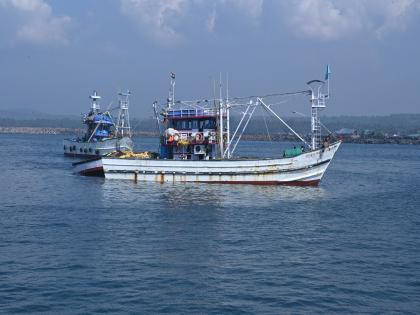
[1,126,419,145]
[0,127,159,138]
[0,127,82,135]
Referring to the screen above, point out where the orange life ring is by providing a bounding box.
[195,133,203,143]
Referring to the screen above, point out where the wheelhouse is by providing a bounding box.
[160,107,225,160]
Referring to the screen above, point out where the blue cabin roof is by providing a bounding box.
[94,114,114,125]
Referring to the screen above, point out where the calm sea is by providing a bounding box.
[1,134,420,314]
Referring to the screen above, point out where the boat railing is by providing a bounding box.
[166,108,217,118]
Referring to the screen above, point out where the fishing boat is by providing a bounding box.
[63,91,133,157]
[75,69,341,186]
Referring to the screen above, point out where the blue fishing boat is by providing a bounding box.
[64,91,133,157]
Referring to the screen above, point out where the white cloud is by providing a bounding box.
[228,0,264,19]
[284,0,420,40]
[206,6,217,32]
[120,0,189,43]
[119,0,420,43]
[286,0,361,40]
[373,0,419,37]
[0,0,71,45]
[120,0,264,43]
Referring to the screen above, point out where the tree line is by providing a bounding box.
[1,113,419,136]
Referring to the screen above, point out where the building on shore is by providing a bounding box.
[335,128,359,140]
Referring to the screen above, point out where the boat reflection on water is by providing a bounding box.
[99,180,327,210]
[97,180,330,274]
[93,175,332,288]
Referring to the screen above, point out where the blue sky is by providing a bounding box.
[0,0,420,117]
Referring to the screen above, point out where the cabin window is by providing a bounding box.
[171,118,216,130]
[204,119,215,129]
[172,120,179,129]
[192,120,199,129]
[186,120,193,129]
[176,120,192,130]
[80,148,83,153]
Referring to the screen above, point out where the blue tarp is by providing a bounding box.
[95,129,109,137]
[160,145,168,158]
[94,114,114,125]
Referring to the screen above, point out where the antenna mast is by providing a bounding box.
[90,91,101,112]
[116,90,132,138]
[325,64,331,99]
[219,73,224,158]
[226,73,231,159]
[307,80,326,150]
[168,72,176,109]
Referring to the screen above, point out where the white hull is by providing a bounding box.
[64,137,133,157]
[99,142,341,186]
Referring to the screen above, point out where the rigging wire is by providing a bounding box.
[229,89,311,101]
[261,106,272,142]
[153,89,311,108]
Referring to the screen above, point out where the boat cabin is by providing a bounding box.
[83,112,115,142]
[160,108,224,160]
[78,91,116,142]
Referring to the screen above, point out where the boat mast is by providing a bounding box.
[90,91,101,113]
[168,72,176,109]
[116,90,132,138]
[230,101,257,156]
[307,80,326,150]
[325,64,331,99]
[86,91,102,143]
[152,101,162,134]
[226,73,231,159]
[218,73,224,158]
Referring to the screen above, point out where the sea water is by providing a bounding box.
[1,134,420,314]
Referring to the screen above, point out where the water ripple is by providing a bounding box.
[0,135,420,313]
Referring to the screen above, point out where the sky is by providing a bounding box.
[0,0,420,118]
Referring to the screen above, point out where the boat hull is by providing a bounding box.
[63,137,133,157]
[101,141,341,185]
[73,157,104,176]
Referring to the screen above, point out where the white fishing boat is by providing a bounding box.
[100,143,339,185]
[75,68,341,186]
[64,91,133,157]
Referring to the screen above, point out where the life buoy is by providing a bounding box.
[195,133,204,143]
